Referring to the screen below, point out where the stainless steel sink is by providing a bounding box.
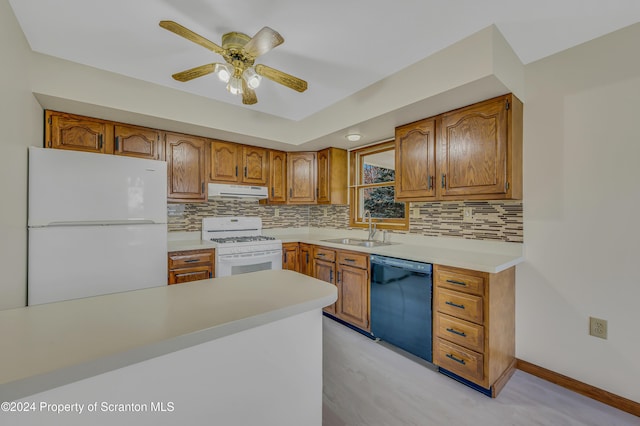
[321,238,395,248]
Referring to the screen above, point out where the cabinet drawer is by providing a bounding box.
[434,338,484,383]
[435,313,484,353]
[169,266,212,285]
[436,267,484,296]
[168,250,214,269]
[436,288,483,324]
[314,247,336,262]
[337,251,368,269]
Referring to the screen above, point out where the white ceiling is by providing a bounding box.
[8,0,640,148]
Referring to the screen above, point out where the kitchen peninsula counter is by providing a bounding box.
[0,270,336,403]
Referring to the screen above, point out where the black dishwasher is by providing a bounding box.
[370,255,433,362]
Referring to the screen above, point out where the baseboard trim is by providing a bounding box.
[516,358,639,417]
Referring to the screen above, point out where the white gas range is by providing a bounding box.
[201,217,282,277]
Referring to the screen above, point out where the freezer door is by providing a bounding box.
[28,147,167,226]
[28,224,167,305]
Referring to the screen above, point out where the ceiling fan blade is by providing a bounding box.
[241,79,258,105]
[254,64,307,92]
[159,20,225,55]
[172,63,217,82]
[243,27,284,58]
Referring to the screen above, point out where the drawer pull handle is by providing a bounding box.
[317,253,326,257]
[446,328,467,337]
[344,258,356,262]
[446,353,466,365]
[445,301,465,310]
[184,259,201,263]
[446,279,467,287]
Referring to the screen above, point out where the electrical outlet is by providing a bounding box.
[412,207,420,218]
[589,317,608,339]
[463,207,473,223]
[274,208,280,218]
[323,207,328,217]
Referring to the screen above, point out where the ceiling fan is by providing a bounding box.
[159,21,308,105]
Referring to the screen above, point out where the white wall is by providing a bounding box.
[519,23,640,402]
[0,0,42,309]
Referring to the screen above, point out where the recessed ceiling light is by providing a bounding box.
[346,133,361,142]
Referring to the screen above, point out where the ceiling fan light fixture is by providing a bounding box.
[242,67,262,89]
[227,77,243,95]
[346,133,362,142]
[215,63,232,83]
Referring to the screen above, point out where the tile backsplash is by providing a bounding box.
[168,200,523,243]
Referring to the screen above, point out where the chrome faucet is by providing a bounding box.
[363,210,377,241]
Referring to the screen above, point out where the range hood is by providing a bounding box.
[208,183,268,200]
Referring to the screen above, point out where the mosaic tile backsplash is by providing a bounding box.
[168,200,523,243]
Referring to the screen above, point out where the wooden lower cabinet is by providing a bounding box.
[282,242,300,272]
[312,246,337,314]
[310,245,370,330]
[168,249,215,285]
[336,250,370,331]
[268,150,287,204]
[299,243,312,276]
[432,264,515,397]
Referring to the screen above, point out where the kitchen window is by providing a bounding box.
[349,140,409,231]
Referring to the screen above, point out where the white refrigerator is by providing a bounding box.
[28,147,168,305]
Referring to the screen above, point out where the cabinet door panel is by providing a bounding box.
[114,124,161,160]
[317,149,330,203]
[337,265,369,330]
[269,150,287,203]
[288,152,316,204]
[299,244,312,276]
[210,141,240,183]
[440,96,507,197]
[395,118,436,199]
[314,258,336,314]
[282,243,299,272]
[47,111,110,154]
[242,146,268,185]
[166,133,207,202]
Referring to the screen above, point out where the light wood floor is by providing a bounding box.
[322,317,638,426]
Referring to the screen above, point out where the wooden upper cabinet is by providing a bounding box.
[439,94,522,200]
[317,148,348,205]
[46,111,112,154]
[114,124,162,160]
[395,118,437,200]
[241,146,268,185]
[165,132,207,202]
[288,152,317,204]
[210,141,268,185]
[269,150,287,203]
[210,140,241,183]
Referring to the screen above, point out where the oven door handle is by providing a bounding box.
[218,249,282,259]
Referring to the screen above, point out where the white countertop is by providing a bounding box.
[0,270,336,402]
[166,227,523,272]
[167,239,216,252]
[266,228,523,273]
